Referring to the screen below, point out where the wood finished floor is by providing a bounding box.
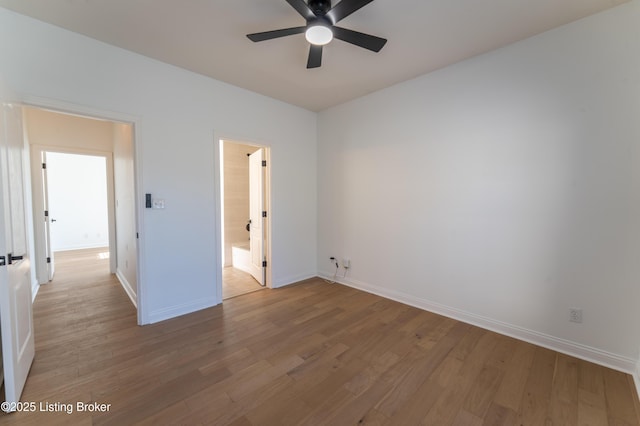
[223,267,264,300]
[1,248,639,425]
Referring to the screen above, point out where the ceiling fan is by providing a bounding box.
[247,0,387,69]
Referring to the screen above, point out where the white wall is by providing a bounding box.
[113,123,137,302]
[318,1,640,370]
[46,152,109,251]
[0,7,317,323]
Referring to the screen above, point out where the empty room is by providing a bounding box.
[0,0,639,424]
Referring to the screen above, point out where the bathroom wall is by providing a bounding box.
[222,141,259,266]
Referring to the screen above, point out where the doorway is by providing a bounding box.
[41,151,111,281]
[25,106,139,311]
[219,139,271,299]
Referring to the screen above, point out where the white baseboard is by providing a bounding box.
[31,281,39,302]
[54,243,111,252]
[318,272,637,375]
[147,297,218,324]
[115,270,137,308]
[143,273,315,324]
[272,273,317,289]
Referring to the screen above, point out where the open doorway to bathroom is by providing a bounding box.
[219,140,271,299]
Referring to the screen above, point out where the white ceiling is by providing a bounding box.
[0,0,627,111]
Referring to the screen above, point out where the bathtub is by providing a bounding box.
[231,242,252,275]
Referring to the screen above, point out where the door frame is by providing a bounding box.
[30,145,116,278]
[20,95,147,325]
[215,135,272,303]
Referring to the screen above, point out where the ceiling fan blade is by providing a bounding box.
[326,0,374,24]
[307,44,323,68]
[286,0,316,20]
[247,26,307,42]
[332,26,387,52]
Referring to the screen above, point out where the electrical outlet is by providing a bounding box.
[342,258,350,269]
[569,308,583,323]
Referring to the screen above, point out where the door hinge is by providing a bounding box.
[262,211,267,218]
[262,160,267,167]
[136,232,139,239]
[262,260,267,268]
[44,210,49,217]
[46,257,51,263]
[42,162,46,169]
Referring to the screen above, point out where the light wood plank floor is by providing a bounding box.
[1,248,639,425]
[223,267,264,300]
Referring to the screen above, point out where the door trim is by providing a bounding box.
[18,95,147,325]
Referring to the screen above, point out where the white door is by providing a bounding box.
[0,102,35,406]
[41,151,54,280]
[248,149,265,286]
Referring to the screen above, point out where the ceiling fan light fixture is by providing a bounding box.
[305,25,333,45]
[246,0,387,68]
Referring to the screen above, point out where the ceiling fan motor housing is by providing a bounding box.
[309,0,331,16]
